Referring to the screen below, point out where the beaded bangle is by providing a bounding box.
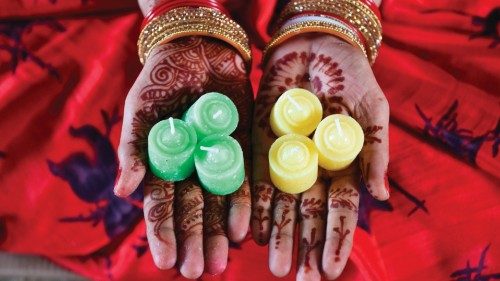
[264,15,367,62]
[138,6,251,65]
[276,0,382,64]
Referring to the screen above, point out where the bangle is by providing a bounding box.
[138,6,251,65]
[264,15,367,62]
[276,0,382,64]
[141,0,230,30]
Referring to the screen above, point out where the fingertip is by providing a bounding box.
[228,204,250,242]
[297,266,321,281]
[152,251,176,270]
[322,256,346,280]
[180,236,204,279]
[205,239,228,275]
[113,165,146,197]
[269,257,291,278]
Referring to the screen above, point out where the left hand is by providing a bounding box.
[251,34,390,280]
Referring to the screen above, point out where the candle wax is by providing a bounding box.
[269,134,318,194]
[194,134,244,195]
[148,118,197,181]
[270,88,323,137]
[184,92,239,140]
[313,114,364,171]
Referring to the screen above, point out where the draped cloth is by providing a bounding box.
[0,0,498,280]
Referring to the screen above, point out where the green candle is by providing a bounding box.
[148,117,197,181]
[194,134,244,195]
[183,92,239,140]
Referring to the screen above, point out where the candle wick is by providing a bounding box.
[213,110,223,119]
[334,117,348,143]
[200,146,220,154]
[286,95,302,111]
[169,117,175,134]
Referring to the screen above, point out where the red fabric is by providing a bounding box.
[0,0,499,280]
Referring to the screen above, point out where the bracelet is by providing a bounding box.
[276,0,382,64]
[138,6,251,65]
[141,0,230,30]
[264,15,367,62]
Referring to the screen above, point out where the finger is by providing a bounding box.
[269,192,299,277]
[143,174,176,269]
[203,191,229,275]
[322,167,360,280]
[175,178,204,279]
[357,91,390,200]
[228,176,251,242]
[251,95,276,246]
[251,48,309,245]
[297,180,327,281]
[114,87,147,197]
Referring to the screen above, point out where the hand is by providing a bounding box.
[114,37,253,278]
[251,34,389,280]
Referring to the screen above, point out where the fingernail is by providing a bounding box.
[384,172,390,197]
[113,168,122,195]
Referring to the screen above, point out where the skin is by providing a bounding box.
[114,36,253,278]
[251,34,390,280]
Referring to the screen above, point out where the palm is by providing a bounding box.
[115,37,253,278]
[252,34,389,280]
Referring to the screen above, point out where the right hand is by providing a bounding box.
[114,36,254,278]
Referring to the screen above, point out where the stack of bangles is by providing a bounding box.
[137,0,251,66]
[264,0,382,65]
[137,0,382,67]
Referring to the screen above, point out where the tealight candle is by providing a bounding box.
[269,134,318,194]
[184,92,239,140]
[270,88,323,137]
[194,134,245,195]
[313,114,364,171]
[148,117,197,181]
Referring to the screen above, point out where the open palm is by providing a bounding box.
[251,34,389,280]
[114,36,253,278]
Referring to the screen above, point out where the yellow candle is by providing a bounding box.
[313,114,364,171]
[269,134,318,194]
[270,88,323,137]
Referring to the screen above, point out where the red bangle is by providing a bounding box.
[141,0,230,30]
[359,0,381,21]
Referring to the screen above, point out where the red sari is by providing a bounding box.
[0,0,498,280]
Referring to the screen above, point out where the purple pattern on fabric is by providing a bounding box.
[0,20,65,79]
[450,244,500,281]
[47,109,143,238]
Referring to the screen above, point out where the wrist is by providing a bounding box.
[265,0,382,65]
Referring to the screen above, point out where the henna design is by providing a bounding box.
[204,194,227,237]
[252,206,270,243]
[256,51,348,137]
[254,182,273,203]
[329,188,359,212]
[175,181,203,243]
[301,227,322,271]
[273,193,296,249]
[229,177,251,207]
[364,125,383,145]
[333,216,350,262]
[360,157,376,198]
[130,158,142,172]
[130,37,250,160]
[300,198,326,220]
[147,179,175,242]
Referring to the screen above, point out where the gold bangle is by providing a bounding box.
[277,0,382,63]
[138,7,251,65]
[263,20,367,63]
